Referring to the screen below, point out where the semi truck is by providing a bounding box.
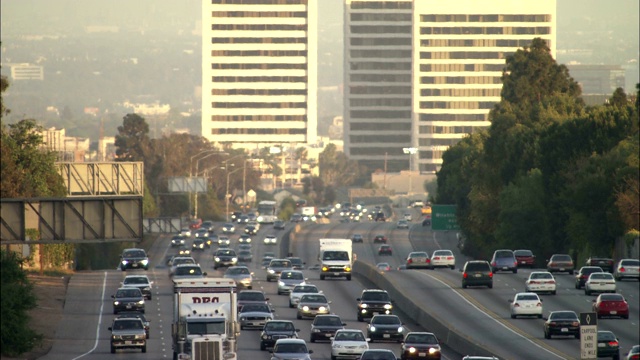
[172,278,239,360]
[318,238,353,281]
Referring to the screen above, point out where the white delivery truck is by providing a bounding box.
[172,278,239,360]
[318,238,353,281]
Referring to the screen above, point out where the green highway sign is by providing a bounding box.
[431,205,459,231]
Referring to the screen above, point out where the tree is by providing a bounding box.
[608,87,627,108]
[0,249,42,356]
[318,143,361,187]
[114,113,151,161]
[1,119,67,198]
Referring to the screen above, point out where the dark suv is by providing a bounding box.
[309,314,346,343]
[119,248,149,271]
[585,257,615,273]
[259,320,299,351]
[356,289,393,322]
[461,261,493,289]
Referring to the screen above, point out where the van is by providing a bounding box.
[490,249,518,273]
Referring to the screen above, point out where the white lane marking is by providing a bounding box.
[71,271,107,359]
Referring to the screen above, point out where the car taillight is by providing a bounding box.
[529,280,538,284]
[489,272,493,278]
[619,267,625,272]
[608,341,618,347]
[447,256,454,260]
[426,259,431,263]
[549,262,554,266]
[433,256,440,260]
[463,272,468,278]
[513,303,520,307]
[536,302,542,307]
[408,259,413,263]
[491,262,496,266]
[514,261,517,267]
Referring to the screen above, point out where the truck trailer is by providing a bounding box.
[172,278,239,360]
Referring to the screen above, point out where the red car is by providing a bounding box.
[378,245,393,256]
[373,234,388,244]
[592,293,629,319]
[189,218,202,230]
[514,249,536,268]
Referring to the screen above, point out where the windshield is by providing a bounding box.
[531,273,552,279]
[405,333,437,344]
[187,320,226,335]
[239,292,265,301]
[175,266,202,276]
[112,319,143,330]
[240,304,270,313]
[551,312,577,320]
[123,250,146,258]
[301,295,327,303]
[362,292,390,301]
[116,289,141,298]
[335,331,365,341]
[281,272,303,280]
[323,251,349,261]
[293,286,318,293]
[265,322,295,332]
[274,343,307,354]
[124,277,148,285]
[226,267,250,275]
[372,316,400,325]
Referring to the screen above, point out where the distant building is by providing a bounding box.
[9,63,44,80]
[344,0,556,173]
[39,127,90,162]
[566,64,626,95]
[201,0,318,149]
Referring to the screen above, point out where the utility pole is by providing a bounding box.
[383,152,388,190]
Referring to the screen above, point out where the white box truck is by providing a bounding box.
[318,238,352,281]
[172,278,239,360]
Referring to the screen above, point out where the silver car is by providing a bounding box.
[238,303,274,330]
[223,266,253,289]
[289,284,321,308]
[277,270,306,295]
[266,259,293,282]
[296,293,331,319]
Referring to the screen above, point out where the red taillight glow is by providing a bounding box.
[608,341,619,347]
[408,259,413,263]
[537,302,542,307]
[489,272,493,278]
[433,256,440,260]
[426,259,431,263]
[620,267,626,272]
[463,273,468,279]
[447,256,454,260]
[513,303,520,307]
[529,280,538,284]
[491,262,496,266]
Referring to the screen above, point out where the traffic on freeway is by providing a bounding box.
[37,204,638,360]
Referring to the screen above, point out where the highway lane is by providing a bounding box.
[38,208,639,360]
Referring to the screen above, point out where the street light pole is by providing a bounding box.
[403,147,418,195]
[226,167,243,222]
[189,149,222,218]
[194,152,220,219]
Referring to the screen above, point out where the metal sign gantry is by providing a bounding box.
[57,162,144,196]
[0,196,143,244]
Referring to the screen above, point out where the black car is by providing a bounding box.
[112,287,145,314]
[351,233,364,243]
[585,257,615,273]
[309,314,345,343]
[170,235,186,247]
[192,238,206,251]
[213,249,238,269]
[461,261,493,289]
[543,311,580,339]
[287,256,305,270]
[400,332,441,360]
[230,211,242,222]
[367,315,405,343]
[575,266,604,289]
[597,331,620,359]
[117,312,150,339]
[375,212,386,222]
[200,220,215,233]
[273,220,286,230]
[244,225,258,235]
[119,248,149,271]
[357,289,393,322]
[259,320,299,351]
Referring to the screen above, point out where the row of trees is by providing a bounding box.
[114,114,367,219]
[435,38,639,263]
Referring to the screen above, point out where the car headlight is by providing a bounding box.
[232,258,238,262]
[143,287,150,291]
[240,317,246,321]
[345,266,351,271]
[429,347,439,354]
[113,301,120,305]
[383,304,392,310]
[319,306,327,312]
[322,266,329,272]
[138,300,145,305]
[398,326,404,332]
[369,326,376,332]
[121,260,128,265]
[333,344,344,349]
[262,334,268,340]
[302,306,310,311]
[409,347,417,353]
[215,257,221,262]
[358,344,368,349]
[312,328,321,333]
[278,281,285,286]
[135,334,145,339]
[360,304,368,309]
[268,269,275,274]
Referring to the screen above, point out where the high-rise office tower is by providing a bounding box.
[202,0,318,149]
[344,0,414,173]
[345,0,556,174]
[413,0,555,172]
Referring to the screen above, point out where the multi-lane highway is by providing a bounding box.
[39,206,639,359]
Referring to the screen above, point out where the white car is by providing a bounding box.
[585,272,617,295]
[396,220,409,229]
[509,292,543,318]
[525,271,557,295]
[403,213,413,221]
[264,235,278,245]
[331,329,369,359]
[614,259,640,281]
[430,250,455,269]
[289,284,321,308]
